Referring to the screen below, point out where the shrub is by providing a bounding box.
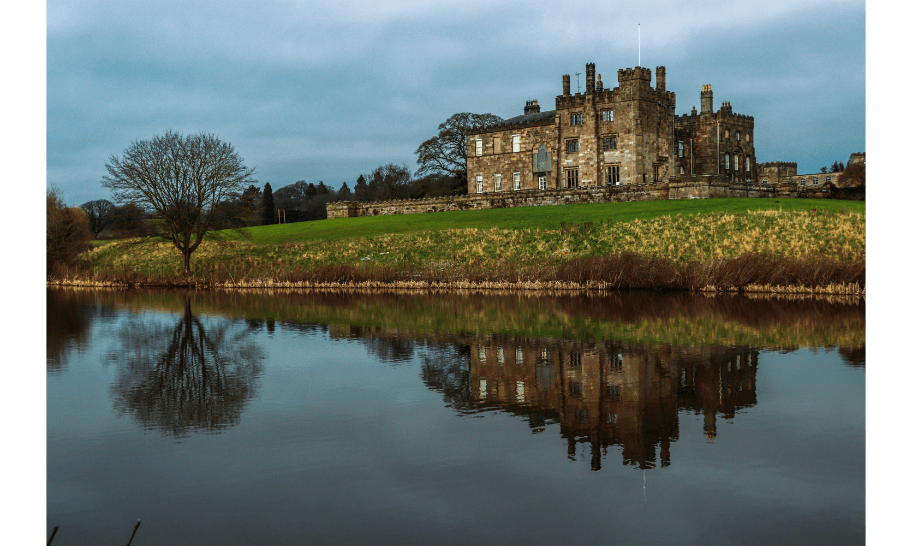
[47,188,92,275]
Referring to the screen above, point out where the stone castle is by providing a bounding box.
[328,63,863,219]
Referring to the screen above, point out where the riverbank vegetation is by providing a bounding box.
[50,287,866,350]
[50,199,865,294]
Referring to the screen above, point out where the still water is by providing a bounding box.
[47,288,865,545]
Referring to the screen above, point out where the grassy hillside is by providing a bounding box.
[231,197,864,245]
[66,198,865,292]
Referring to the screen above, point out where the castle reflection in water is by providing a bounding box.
[331,325,760,472]
[469,340,758,470]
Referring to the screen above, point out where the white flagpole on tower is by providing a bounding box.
[638,24,641,66]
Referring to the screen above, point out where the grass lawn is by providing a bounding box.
[228,197,863,245]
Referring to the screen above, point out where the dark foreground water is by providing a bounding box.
[47,288,865,545]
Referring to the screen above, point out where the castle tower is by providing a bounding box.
[563,74,571,96]
[596,74,603,92]
[656,66,666,93]
[585,62,596,93]
[700,85,713,114]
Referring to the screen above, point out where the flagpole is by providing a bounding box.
[638,24,641,66]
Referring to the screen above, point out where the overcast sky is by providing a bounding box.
[45,0,865,205]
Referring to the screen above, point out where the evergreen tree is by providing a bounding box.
[830,161,840,173]
[305,182,317,200]
[338,182,352,200]
[838,162,845,172]
[261,182,275,225]
[316,181,329,195]
[354,174,369,201]
[239,185,262,226]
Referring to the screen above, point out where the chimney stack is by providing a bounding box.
[700,84,713,114]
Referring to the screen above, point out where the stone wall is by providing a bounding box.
[329,184,671,218]
[327,176,804,219]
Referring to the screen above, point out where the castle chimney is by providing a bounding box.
[524,99,540,115]
[563,74,571,96]
[585,62,595,93]
[700,84,713,114]
[596,74,603,92]
[656,66,666,93]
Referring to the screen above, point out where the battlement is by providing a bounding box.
[618,66,652,82]
[677,109,753,121]
[757,162,797,169]
[717,111,753,121]
[555,92,587,109]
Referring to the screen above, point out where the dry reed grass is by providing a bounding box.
[51,253,864,295]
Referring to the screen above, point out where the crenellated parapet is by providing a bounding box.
[757,161,797,169]
[757,161,798,171]
[617,67,652,83]
[555,92,590,109]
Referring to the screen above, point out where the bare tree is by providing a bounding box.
[369,163,411,201]
[415,113,503,194]
[102,131,256,274]
[80,199,116,239]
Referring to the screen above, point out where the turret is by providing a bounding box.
[585,62,595,93]
[700,84,713,114]
[524,99,540,115]
[596,74,603,92]
[563,74,571,96]
[656,66,666,93]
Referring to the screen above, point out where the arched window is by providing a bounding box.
[735,131,740,141]
[746,133,751,143]
[725,153,730,169]
[734,155,739,171]
[724,129,730,138]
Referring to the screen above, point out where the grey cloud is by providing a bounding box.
[48,0,864,205]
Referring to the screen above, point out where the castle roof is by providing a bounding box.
[485,110,557,133]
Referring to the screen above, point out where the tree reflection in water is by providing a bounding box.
[110,297,264,436]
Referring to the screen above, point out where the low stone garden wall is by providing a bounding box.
[327,176,801,218]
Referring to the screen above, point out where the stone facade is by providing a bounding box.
[674,92,757,183]
[467,64,682,192]
[467,63,757,194]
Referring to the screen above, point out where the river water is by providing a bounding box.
[47,287,865,545]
